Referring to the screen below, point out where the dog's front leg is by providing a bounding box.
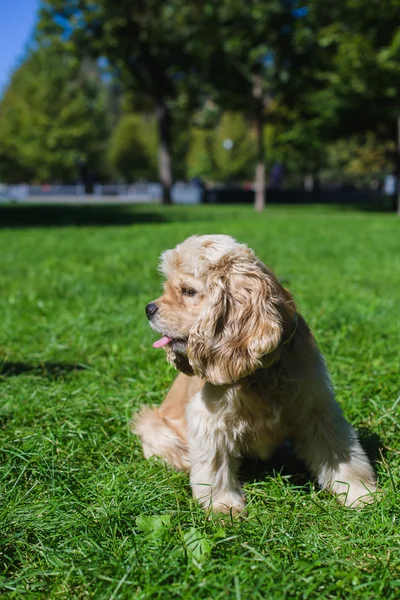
[187,392,246,515]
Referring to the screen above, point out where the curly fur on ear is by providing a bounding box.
[188,256,293,385]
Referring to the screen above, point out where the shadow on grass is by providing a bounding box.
[0,361,89,378]
[240,441,311,490]
[0,414,12,428]
[240,430,383,492]
[358,428,384,468]
[0,201,394,229]
[0,202,271,228]
[0,205,167,228]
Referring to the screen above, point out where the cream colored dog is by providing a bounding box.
[133,235,376,514]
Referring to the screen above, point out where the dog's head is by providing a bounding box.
[146,235,296,385]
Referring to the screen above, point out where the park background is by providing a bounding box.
[0,0,400,210]
[1,1,400,599]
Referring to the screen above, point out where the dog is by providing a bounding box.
[133,235,376,514]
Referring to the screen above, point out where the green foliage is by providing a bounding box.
[0,48,111,183]
[213,113,257,181]
[0,205,399,597]
[323,133,395,185]
[313,0,400,141]
[136,514,172,541]
[1,0,398,190]
[187,128,216,180]
[187,113,256,182]
[38,0,214,198]
[182,527,214,569]
[108,114,158,182]
[187,112,257,182]
[170,110,191,181]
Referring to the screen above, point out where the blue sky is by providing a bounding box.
[0,0,40,94]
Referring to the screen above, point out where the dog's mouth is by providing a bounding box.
[152,335,188,351]
[152,335,173,349]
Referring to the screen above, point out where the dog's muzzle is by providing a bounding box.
[145,303,158,320]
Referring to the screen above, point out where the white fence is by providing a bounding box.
[94,182,201,203]
[0,184,30,201]
[0,182,202,204]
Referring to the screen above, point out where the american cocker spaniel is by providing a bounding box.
[133,235,376,514]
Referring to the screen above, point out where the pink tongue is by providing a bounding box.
[153,336,173,349]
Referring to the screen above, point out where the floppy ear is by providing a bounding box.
[188,260,293,385]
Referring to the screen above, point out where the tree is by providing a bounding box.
[108,114,157,182]
[309,0,400,210]
[0,48,110,184]
[182,0,317,210]
[248,0,400,204]
[38,0,209,203]
[38,1,327,207]
[323,133,395,187]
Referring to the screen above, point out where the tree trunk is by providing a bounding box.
[156,99,173,205]
[304,174,314,192]
[253,72,265,212]
[255,159,265,212]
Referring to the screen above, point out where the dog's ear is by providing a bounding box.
[188,259,295,385]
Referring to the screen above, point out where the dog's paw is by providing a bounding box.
[332,480,377,508]
[211,494,246,516]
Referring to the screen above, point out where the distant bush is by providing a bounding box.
[187,113,256,183]
[213,113,257,181]
[108,114,158,182]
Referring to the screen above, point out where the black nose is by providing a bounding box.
[145,303,158,319]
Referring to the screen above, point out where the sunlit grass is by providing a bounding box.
[0,204,399,599]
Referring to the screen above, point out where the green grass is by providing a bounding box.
[0,204,399,599]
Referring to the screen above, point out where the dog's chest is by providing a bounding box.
[208,384,284,446]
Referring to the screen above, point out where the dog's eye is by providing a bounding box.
[181,287,197,297]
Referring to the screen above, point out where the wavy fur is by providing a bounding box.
[133,235,377,514]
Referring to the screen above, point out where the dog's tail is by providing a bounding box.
[132,405,190,472]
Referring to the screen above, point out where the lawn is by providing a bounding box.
[0,204,399,599]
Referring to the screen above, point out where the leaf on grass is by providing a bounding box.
[182,527,213,568]
[135,514,171,541]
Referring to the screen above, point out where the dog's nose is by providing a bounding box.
[145,303,158,319]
